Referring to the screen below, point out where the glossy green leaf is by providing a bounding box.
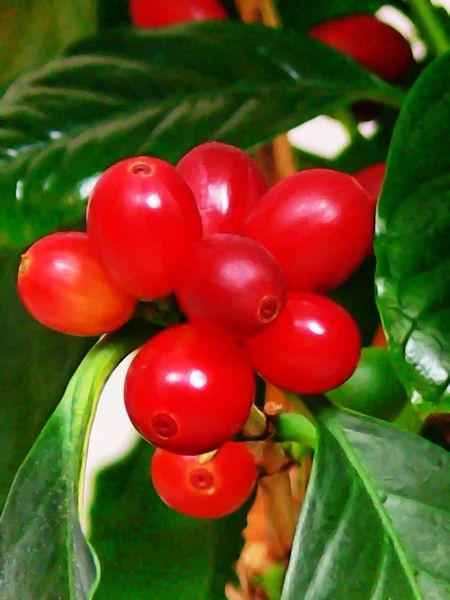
[0,0,96,88]
[0,324,153,600]
[375,52,450,414]
[90,442,251,600]
[0,21,402,250]
[0,250,93,510]
[282,408,450,600]
[273,0,408,33]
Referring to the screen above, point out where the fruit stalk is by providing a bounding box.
[274,412,317,449]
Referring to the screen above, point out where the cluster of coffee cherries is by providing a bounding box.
[18,141,384,519]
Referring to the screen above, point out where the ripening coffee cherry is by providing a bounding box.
[151,442,258,519]
[354,162,387,209]
[309,14,413,82]
[310,15,413,121]
[124,323,255,455]
[241,169,374,292]
[17,232,137,336]
[174,234,286,339]
[176,142,267,236]
[87,156,202,300]
[130,0,227,28]
[243,292,361,394]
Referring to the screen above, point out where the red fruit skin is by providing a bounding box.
[309,14,413,82]
[17,232,137,336]
[176,142,267,237]
[151,442,258,519]
[243,292,361,394]
[355,162,387,255]
[372,324,387,348]
[174,234,287,339]
[241,169,374,292]
[354,162,387,210]
[124,323,255,455]
[87,156,202,300]
[130,0,227,28]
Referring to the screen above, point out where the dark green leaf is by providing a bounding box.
[0,0,96,88]
[328,257,379,346]
[0,250,93,510]
[0,325,153,600]
[375,52,450,413]
[282,408,450,599]
[273,0,408,33]
[90,442,251,600]
[97,0,131,29]
[0,21,402,250]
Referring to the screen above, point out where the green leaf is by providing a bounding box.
[282,407,450,599]
[0,0,96,88]
[328,257,379,347]
[97,0,131,29]
[0,21,402,250]
[375,51,450,414]
[90,442,251,600]
[0,249,93,510]
[273,0,408,33]
[0,324,153,600]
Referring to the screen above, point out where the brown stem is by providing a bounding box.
[259,470,295,561]
[259,0,279,26]
[254,440,296,561]
[235,0,261,22]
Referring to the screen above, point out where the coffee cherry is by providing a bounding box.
[87,156,202,300]
[354,162,387,209]
[130,0,227,28]
[372,324,387,347]
[176,142,267,236]
[124,323,255,455]
[17,232,137,336]
[326,347,406,421]
[151,442,258,519]
[243,292,361,394]
[309,14,413,82]
[241,169,373,292]
[310,15,413,121]
[174,234,286,339]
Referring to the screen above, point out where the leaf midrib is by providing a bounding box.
[324,418,423,600]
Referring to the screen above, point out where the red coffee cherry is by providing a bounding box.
[124,323,255,455]
[17,232,137,336]
[241,169,374,292]
[151,442,258,519]
[130,0,227,28]
[87,156,202,300]
[176,142,267,237]
[243,292,361,394]
[174,234,286,339]
[309,14,413,82]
